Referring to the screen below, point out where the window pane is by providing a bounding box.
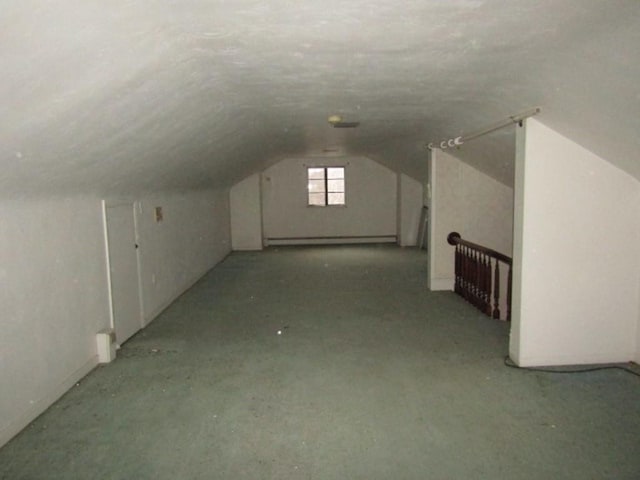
[327,179,344,193]
[309,193,326,206]
[308,179,325,193]
[328,192,345,205]
[308,168,325,180]
[327,167,344,179]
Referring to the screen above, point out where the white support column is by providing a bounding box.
[510,118,639,366]
[398,173,423,247]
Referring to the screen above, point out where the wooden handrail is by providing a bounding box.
[447,232,512,265]
[447,232,513,321]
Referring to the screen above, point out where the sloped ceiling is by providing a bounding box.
[1,1,639,197]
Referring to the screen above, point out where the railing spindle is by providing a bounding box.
[483,255,491,315]
[473,250,480,308]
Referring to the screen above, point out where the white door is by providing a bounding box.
[104,202,142,345]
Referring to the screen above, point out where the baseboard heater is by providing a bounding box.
[265,235,397,246]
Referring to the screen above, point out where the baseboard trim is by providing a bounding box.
[266,236,397,246]
[0,355,99,448]
[513,351,637,368]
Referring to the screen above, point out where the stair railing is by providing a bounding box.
[447,232,512,321]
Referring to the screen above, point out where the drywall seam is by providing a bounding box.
[0,356,98,448]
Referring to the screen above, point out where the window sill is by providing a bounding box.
[307,204,347,208]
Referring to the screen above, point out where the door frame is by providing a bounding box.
[102,199,144,339]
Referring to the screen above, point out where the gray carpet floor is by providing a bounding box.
[1,245,639,479]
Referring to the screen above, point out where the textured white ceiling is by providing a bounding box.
[1,0,639,196]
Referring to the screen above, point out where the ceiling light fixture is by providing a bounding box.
[328,114,360,128]
[426,107,541,150]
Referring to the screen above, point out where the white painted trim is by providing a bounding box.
[132,201,145,328]
[509,120,527,364]
[426,150,437,290]
[103,201,144,341]
[103,198,136,208]
[396,172,402,244]
[430,278,454,291]
[101,200,116,331]
[0,356,98,448]
[258,174,265,249]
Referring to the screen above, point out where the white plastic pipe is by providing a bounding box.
[427,107,541,150]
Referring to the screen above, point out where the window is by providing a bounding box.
[307,167,345,206]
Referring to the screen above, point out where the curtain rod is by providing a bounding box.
[426,107,541,150]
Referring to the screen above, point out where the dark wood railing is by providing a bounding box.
[447,232,512,321]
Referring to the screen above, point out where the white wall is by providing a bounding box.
[637,278,640,364]
[261,156,397,244]
[135,189,231,324]
[428,149,514,292]
[511,118,640,366]
[230,174,262,250]
[398,173,424,247]
[0,188,231,448]
[0,196,111,447]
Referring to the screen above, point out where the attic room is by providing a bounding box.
[1,1,639,478]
